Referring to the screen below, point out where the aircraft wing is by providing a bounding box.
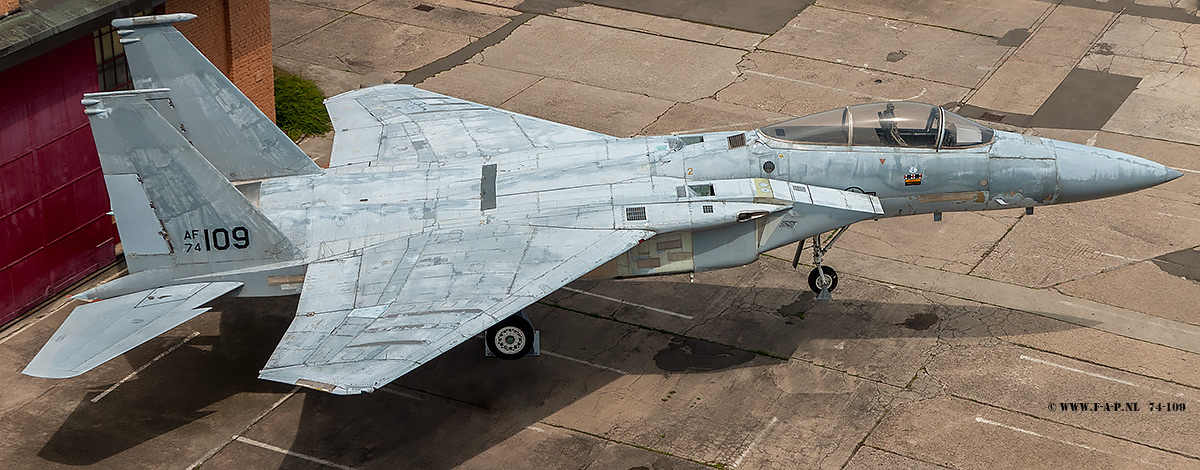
[24,282,242,378]
[259,225,653,394]
[324,85,610,169]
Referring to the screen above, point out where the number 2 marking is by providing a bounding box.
[687,167,694,176]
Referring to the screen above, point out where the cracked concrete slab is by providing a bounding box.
[969,5,1117,115]
[474,15,745,103]
[354,0,515,38]
[816,0,1051,38]
[499,77,676,136]
[717,51,970,117]
[552,3,766,50]
[269,0,347,48]
[418,63,542,107]
[274,13,474,83]
[836,211,1020,274]
[926,344,1200,457]
[969,192,1200,287]
[1056,261,1200,327]
[867,395,1198,469]
[759,6,1011,89]
[636,98,789,136]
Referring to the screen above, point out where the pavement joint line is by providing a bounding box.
[1170,166,1200,174]
[539,421,721,468]
[743,69,928,103]
[561,286,694,319]
[379,386,427,400]
[811,4,1001,39]
[1019,354,1200,403]
[186,386,301,470]
[973,416,1170,468]
[1005,340,1200,392]
[955,393,1200,461]
[90,331,200,403]
[234,436,361,470]
[542,350,629,375]
[668,117,781,136]
[732,416,777,468]
[858,445,956,469]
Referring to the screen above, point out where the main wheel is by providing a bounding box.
[486,314,534,360]
[807,266,838,294]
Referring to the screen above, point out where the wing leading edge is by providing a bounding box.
[260,225,652,394]
[325,85,610,170]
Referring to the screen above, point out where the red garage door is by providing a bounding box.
[0,36,117,326]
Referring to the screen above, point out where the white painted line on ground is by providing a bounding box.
[1085,132,1098,146]
[975,417,1165,468]
[561,287,693,320]
[1093,251,1136,261]
[1156,212,1200,223]
[379,386,426,401]
[186,387,301,470]
[91,331,200,403]
[235,436,360,470]
[1019,355,1199,403]
[542,351,629,375]
[526,425,545,433]
[733,416,778,468]
[1170,166,1200,174]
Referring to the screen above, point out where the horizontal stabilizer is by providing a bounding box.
[23,282,242,378]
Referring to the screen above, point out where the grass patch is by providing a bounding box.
[274,67,331,141]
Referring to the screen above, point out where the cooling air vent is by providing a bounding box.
[625,207,647,221]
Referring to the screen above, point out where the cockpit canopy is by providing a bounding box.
[759,102,994,149]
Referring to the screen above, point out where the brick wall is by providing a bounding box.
[2,0,19,16]
[165,0,275,120]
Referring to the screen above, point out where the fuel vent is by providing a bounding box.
[702,205,714,213]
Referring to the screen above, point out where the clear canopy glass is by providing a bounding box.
[758,102,994,149]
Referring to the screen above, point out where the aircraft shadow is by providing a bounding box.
[36,280,1084,467]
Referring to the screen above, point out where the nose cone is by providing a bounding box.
[1053,140,1182,204]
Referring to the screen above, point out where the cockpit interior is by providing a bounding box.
[758,102,995,149]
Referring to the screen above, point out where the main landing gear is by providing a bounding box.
[485,311,539,360]
[793,226,850,301]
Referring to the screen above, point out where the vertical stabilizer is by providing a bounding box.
[111,14,321,181]
[85,89,303,273]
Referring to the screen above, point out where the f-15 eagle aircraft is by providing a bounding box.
[24,14,1182,394]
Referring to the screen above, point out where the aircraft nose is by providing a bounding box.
[1054,140,1182,204]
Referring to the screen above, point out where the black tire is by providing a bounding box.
[807,266,838,294]
[486,314,534,360]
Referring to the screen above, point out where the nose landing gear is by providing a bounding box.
[793,226,849,301]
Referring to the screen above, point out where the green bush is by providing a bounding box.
[274,67,332,140]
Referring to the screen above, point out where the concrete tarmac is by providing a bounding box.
[3,0,1200,468]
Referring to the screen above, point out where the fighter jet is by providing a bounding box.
[23,14,1182,394]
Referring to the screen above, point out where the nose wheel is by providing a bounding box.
[808,266,838,294]
[793,226,849,300]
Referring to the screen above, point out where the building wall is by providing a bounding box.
[167,0,276,120]
[0,36,117,325]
